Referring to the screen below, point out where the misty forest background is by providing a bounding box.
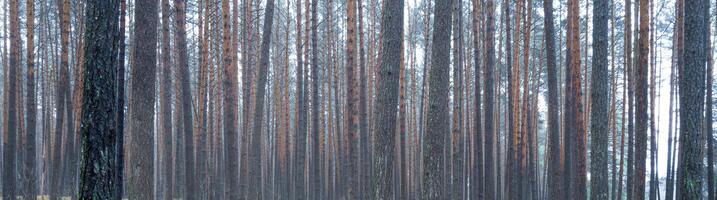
[0,0,715,199]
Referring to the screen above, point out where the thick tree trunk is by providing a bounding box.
[128,0,158,198]
[77,0,121,197]
[676,0,707,197]
[423,0,451,198]
[2,0,20,198]
[173,0,196,199]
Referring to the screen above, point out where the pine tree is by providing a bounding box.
[250,0,276,197]
[160,0,174,198]
[676,0,708,197]
[77,0,121,197]
[590,0,609,198]
[24,0,38,198]
[423,0,452,198]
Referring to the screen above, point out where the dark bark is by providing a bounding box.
[676,0,707,197]
[114,0,127,198]
[2,0,19,198]
[543,0,561,197]
[77,0,121,197]
[422,0,451,198]
[590,0,609,198]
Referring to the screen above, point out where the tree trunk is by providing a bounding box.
[128,0,158,198]
[160,0,173,198]
[346,0,360,198]
[450,1,464,198]
[24,0,38,198]
[590,0,609,198]
[77,0,121,197]
[250,0,276,197]
[633,0,650,197]
[543,0,561,197]
[294,0,308,198]
[566,0,586,198]
[423,0,451,198]
[676,0,708,197]
[2,0,20,198]
[50,0,70,198]
[310,0,321,198]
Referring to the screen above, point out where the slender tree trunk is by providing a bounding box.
[250,0,276,197]
[160,0,173,199]
[294,0,308,198]
[173,0,196,198]
[50,0,70,198]
[450,1,465,198]
[590,0,609,198]
[633,0,650,197]
[543,0,561,197]
[224,0,240,198]
[24,0,38,198]
[345,0,360,198]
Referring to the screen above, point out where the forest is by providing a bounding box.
[0,0,714,199]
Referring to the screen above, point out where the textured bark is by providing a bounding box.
[346,0,360,198]
[24,0,38,198]
[590,0,609,198]
[2,0,19,198]
[422,0,451,198]
[566,0,586,198]
[160,0,174,198]
[676,0,707,197]
[77,0,121,197]
[250,0,275,197]
[129,0,158,198]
